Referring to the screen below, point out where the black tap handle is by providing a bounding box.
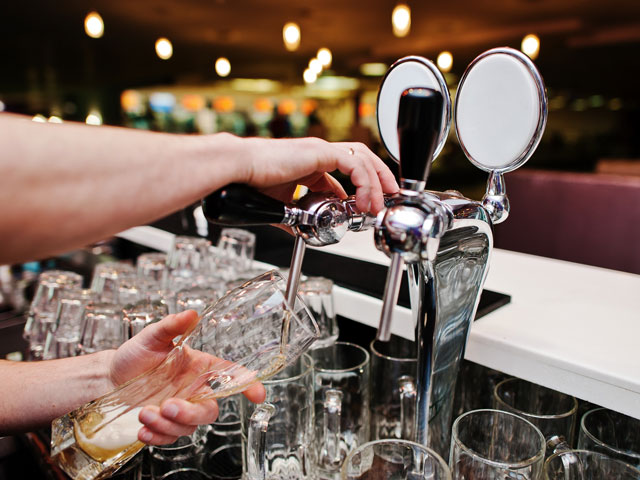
[397,88,444,183]
[202,183,287,226]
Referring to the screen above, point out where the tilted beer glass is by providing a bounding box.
[51,270,319,480]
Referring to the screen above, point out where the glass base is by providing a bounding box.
[51,409,144,480]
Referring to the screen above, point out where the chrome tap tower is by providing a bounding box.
[203,47,547,460]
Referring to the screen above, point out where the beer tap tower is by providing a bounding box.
[203,47,547,459]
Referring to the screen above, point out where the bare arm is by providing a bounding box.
[0,113,397,264]
[0,350,114,434]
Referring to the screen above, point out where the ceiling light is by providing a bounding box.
[86,110,102,126]
[392,4,411,37]
[303,68,317,84]
[521,34,540,60]
[309,58,323,75]
[359,63,387,76]
[317,48,332,68]
[215,57,231,77]
[231,78,281,93]
[84,11,104,39]
[0,100,5,112]
[437,51,453,72]
[283,22,301,51]
[155,38,173,60]
[48,116,63,123]
[32,114,47,123]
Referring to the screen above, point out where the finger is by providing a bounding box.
[374,156,400,194]
[304,173,348,198]
[138,426,182,446]
[139,405,198,439]
[356,144,385,213]
[140,310,199,351]
[159,398,219,426]
[242,382,266,404]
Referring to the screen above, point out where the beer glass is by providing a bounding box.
[544,450,640,479]
[299,277,339,349]
[369,336,417,441]
[149,425,209,479]
[493,377,578,454]
[578,408,640,468]
[341,439,451,480]
[449,409,546,479]
[176,286,225,315]
[164,236,212,289]
[51,270,319,480]
[241,353,315,480]
[43,288,96,360]
[311,342,371,478]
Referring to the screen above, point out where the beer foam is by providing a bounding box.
[77,406,143,451]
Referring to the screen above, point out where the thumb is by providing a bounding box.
[137,310,199,352]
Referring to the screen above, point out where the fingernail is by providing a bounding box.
[139,429,152,443]
[162,403,179,419]
[139,409,158,424]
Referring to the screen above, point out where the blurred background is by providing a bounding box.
[1,0,639,234]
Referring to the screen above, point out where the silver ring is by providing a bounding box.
[348,147,355,155]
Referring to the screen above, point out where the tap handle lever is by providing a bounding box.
[397,88,444,188]
[202,183,290,226]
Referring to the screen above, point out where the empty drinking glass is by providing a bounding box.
[176,286,224,315]
[137,252,168,285]
[164,236,212,288]
[24,270,84,359]
[51,269,319,480]
[449,409,546,479]
[369,336,417,441]
[341,439,452,480]
[78,302,125,354]
[91,262,136,303]
[217,228,256,274]
[578,408,640,468]
[43,288,96,360]
[545,450,640,479]
[311,342,371,478]
[241,353,315,480]
[299,277,339,349]
[149,425,210,479]
[493,377,578,454]
[122,299,169,339]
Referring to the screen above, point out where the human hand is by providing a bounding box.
[227,135,398,214]
[110,310,266,445]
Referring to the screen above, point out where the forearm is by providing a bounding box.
[0,114,244,264]
[0,350,116,435]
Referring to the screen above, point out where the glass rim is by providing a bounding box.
[341,438,452,480]
[262,352,314,385]
[311,341,370,373]
[370,338,417,363]
[452,408,546,469]
[580,408,640,461]
[493,377,579,420]
[544,448,640,475]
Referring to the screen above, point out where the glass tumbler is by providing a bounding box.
[91,262,136,303]
[164,236,212,287]
[51,270,319,480]
[449,409,546,480]
[121,299,169,340]
[311,342,371,478]
[493,377,578,453]
[78,302,125,354]
[43,288,96,360]
[578,408,640,468]
[217,228,256,274]
[24,270,84,358]
[369,336,417,441]
[136,252,168,286]
[545,449,640,479]
[148,425,210,479]
[341,439,451,480]
[241,353,315,480]
[299,277,339,349]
